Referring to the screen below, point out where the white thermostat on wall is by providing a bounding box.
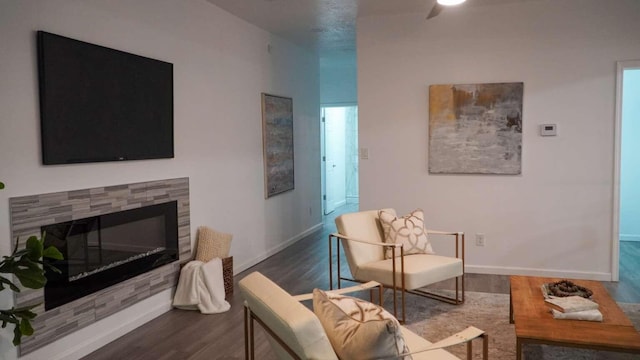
[540,124,557,136]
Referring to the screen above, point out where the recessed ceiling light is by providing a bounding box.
[437,0,467,5]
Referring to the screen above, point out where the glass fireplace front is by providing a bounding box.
[42,201,178,310]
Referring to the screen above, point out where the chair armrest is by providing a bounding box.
[425,230,465,261]
[426,230,464,236]
[292,281,382,302]
[382,326,487,359]
[330,232,402,248]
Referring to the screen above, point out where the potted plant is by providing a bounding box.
[0,181,63,345]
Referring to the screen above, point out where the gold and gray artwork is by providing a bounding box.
[429,82,524,175]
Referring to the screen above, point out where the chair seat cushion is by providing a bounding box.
[400,327,461,360]
[355,254,463,290]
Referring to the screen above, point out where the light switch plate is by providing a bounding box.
[540,124,557,136]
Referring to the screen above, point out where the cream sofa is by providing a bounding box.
[239,271,487,360]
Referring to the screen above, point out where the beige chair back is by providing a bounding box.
[239,272,338,359]
[334,209,390,279]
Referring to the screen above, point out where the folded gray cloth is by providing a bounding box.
[551,309,602,322]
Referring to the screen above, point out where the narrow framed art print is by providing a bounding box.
[261,93,294,198]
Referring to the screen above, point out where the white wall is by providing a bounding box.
[345,107,359,202]
[320,51,357,105]
[357,0,640,280]
[620,69,640,241]
[0,0,320,358]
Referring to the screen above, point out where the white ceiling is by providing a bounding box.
[205,0,540,53]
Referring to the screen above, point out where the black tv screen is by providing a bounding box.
[37,31,174,164]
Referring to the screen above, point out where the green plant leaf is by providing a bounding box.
[0,275,21,292]
[0,181,5,189]
[5,248,30,260]
[43,261,62,274]
[12,307,38,321]
[2,305,41,345]
[25,236,44,262]
[0,312,19,327]
[12,264,47,289]
[2,232,61,347]
[43,245,63,260]
[19,318,34,336]
[13,325,22,345]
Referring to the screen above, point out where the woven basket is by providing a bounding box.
[222,256,233,298]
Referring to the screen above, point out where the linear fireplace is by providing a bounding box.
[10,178,189,355]
[42,201,179,310]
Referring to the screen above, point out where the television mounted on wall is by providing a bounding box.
[37,31,174,165]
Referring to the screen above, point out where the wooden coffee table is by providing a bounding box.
[510,275,640,359]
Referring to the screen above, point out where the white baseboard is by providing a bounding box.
[21,289,173,360]
[620,234,640,241]
[235,223,323,274]
[465,264,612,281]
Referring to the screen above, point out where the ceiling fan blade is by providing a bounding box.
[426,3,444,19]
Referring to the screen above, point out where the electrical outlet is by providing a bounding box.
[475,233,485,247]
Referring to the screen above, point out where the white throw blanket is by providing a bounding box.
[172,258,230,314]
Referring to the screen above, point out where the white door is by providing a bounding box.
[324,107,347,214]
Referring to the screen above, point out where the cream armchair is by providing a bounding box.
[330,209,465,323]
[239,271,487,360]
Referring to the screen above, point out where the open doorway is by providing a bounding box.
[613,61,640,301]
[321,106,358,215]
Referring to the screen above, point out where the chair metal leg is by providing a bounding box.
[483,333,489,360]
[402,250,406,323]
[249,312,255,360]
[329,234,333,290]
[392,249,398,321]
[407,274,465,305]
[401,287,406,324]
[337,239,342,289]
[244,305,255,360]
[465,333,488,360]
[244,306,249,360]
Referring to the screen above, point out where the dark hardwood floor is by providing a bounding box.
[84,204,640,359]
[604,240,640,303]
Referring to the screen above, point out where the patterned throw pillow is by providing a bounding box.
[312,289,412,360]
[378,209,434,259]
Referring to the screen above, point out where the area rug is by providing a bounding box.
[399,291,640,360]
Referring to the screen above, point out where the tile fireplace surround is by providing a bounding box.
[9,178,190,355]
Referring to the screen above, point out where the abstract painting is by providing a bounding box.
[428,82,523,174]
[262,93,294,198]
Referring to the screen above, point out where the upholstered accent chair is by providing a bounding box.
[330,209,465,323]
[239,271,487,360]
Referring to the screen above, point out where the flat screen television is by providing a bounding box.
[37,31,174,165]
